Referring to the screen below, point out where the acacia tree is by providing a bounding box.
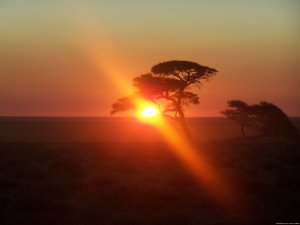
[111,60,218,140]
[221,100,298,138]
[220,100,253,137]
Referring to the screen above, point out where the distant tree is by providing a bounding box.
[111,60,218,140]
[220,100,253,137]
[221,100,298,138]
[250,102,298,138]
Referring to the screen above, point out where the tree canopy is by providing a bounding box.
[111,60,218,140]
[221,100,298,138]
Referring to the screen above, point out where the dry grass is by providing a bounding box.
[0,140,299,225]
[0,118,299,224]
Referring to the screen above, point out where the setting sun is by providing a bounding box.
[140,106,159,118]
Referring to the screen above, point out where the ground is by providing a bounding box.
[0,138,299,225]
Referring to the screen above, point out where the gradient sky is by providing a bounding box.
[0,0,299,116]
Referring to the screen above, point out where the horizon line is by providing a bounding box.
[0,115,300,118]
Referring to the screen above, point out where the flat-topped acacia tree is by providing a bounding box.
[111,60,218,140]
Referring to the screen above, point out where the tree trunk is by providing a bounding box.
[176,93,193,142]
[178,110,193,142]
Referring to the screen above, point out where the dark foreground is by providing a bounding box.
[0,139,299,225]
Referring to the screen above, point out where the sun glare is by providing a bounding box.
[140,106,158,118]
[136,102,161,124]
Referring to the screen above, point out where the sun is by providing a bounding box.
[140,106,159,118]
[136,102,161,124]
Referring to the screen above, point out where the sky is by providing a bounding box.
[0,0,299,116]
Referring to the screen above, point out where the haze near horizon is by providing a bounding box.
[0,0,299,116]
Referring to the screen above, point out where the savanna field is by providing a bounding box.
[0,117,299,225]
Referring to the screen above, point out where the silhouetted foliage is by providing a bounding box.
[111,96,136,115]
[111,60,218,140]
[221,100,298,138]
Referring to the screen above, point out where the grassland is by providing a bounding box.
[0,118,299,224]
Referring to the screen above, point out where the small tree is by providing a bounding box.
[111,60,218,140]
[221,100,299,138]
[251,101,298,138]
[220,100,253,137]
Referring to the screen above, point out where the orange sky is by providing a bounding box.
[0,0,299,116]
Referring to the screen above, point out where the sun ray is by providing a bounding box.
[143,117,244,211]
[74,3,243,213]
